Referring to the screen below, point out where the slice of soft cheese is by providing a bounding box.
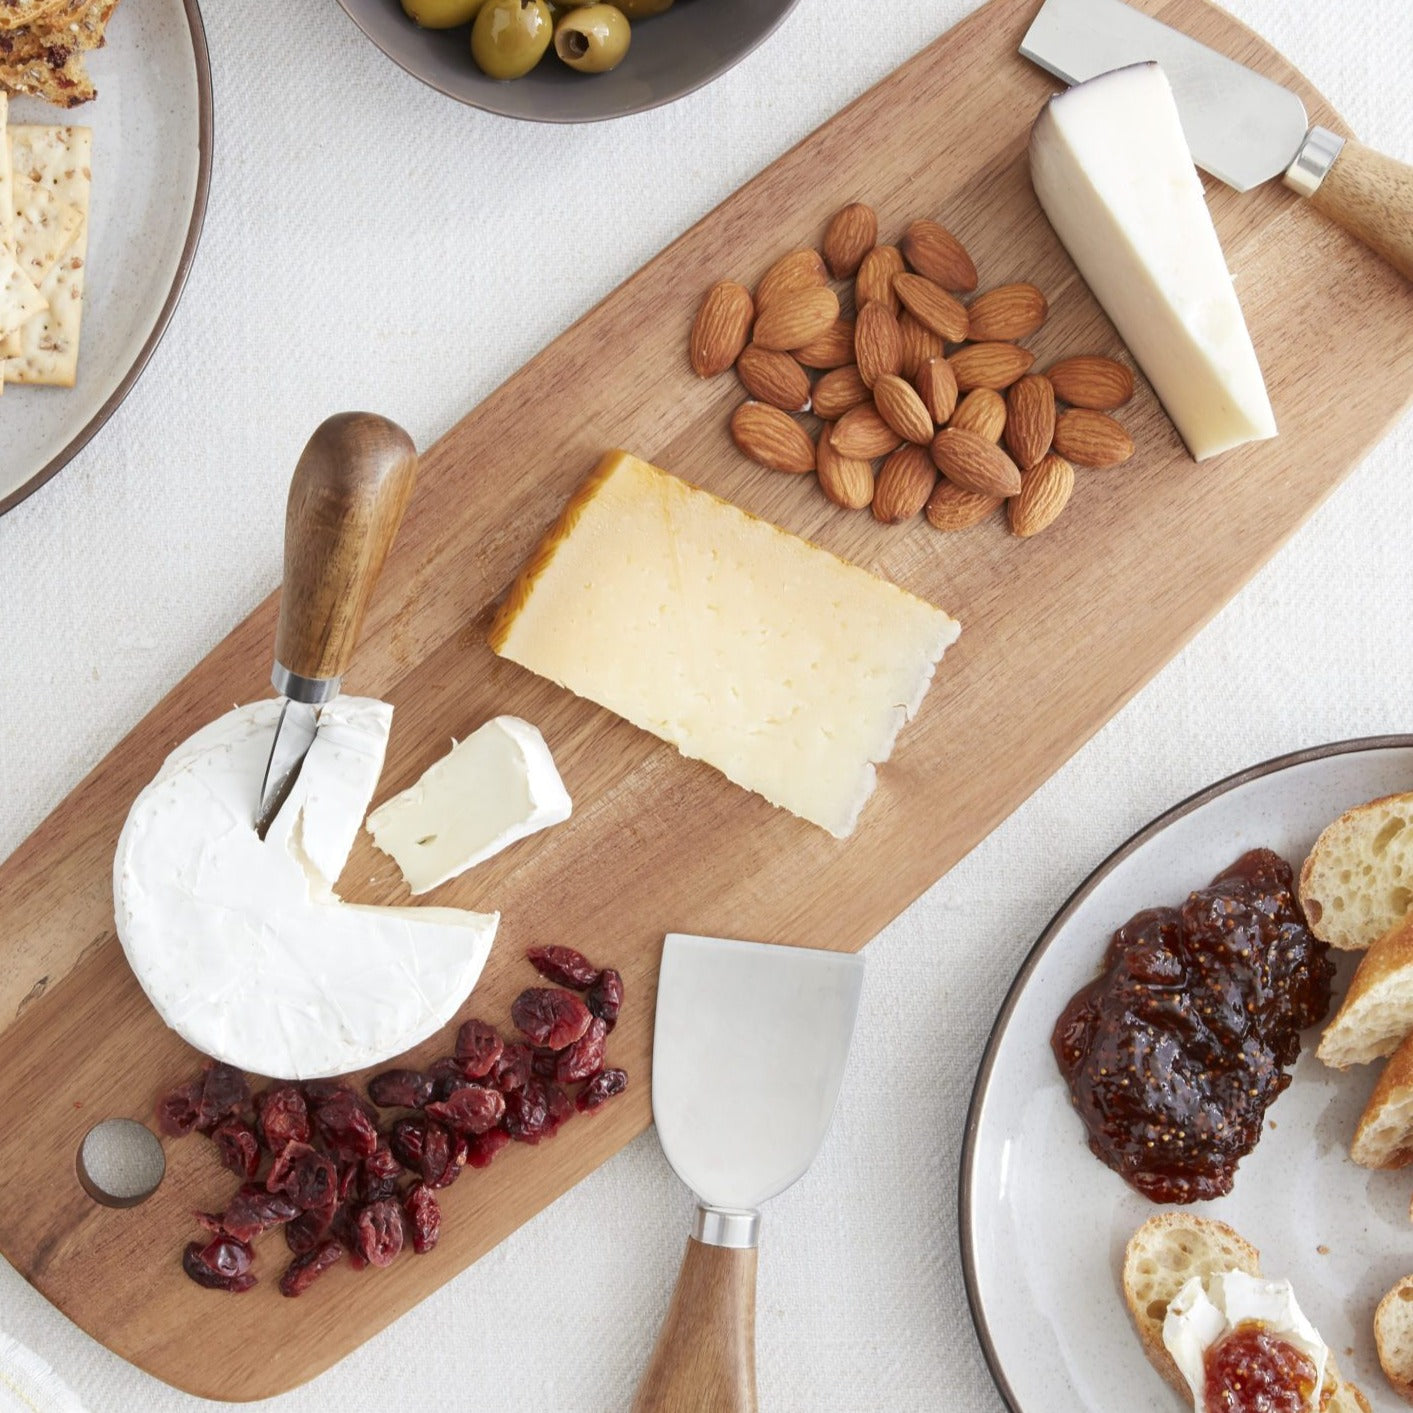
[1030,63,1277,461]
[114,697,499,1080]
[489,450,960,839]
[1164,1271,1328,1413]
[366,716,572,895]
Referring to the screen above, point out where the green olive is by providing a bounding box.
[611,0,671,16]
[553,3,630,73]
[471,0,553,79]
[402,0,487,27]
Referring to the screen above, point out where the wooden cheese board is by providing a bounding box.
[0,0,1409,1399]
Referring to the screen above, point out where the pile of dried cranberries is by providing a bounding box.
[159,945,627,1297]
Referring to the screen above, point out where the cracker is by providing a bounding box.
[0,246,46,337]
[0,0,71,34]
[0,45,93,106]
[13,180,81,283]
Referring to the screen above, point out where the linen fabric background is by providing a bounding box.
[1,1,1410,1408]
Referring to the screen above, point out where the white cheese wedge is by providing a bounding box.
[366,716,572,895]
[1030,62,1277,461]
[114,697,499,1080]
[1163,1271,1328,1413]
[489,450,960,839]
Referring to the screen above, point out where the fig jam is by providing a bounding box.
[1052,849,1333,1203]
[1203,1323,1319,1413]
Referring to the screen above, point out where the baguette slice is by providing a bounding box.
[1123,1213,1369,1412]
[1301,791,1413,950]
[1318,913,1413,1069]
[1376,1276,1413,1403]
[1352,1031,1413,1167]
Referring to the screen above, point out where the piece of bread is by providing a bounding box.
[1123,1213,1370,1412]
[1352,1031,1413,1167]
[1318,913,1413,1069]
[1301,791,1413,950]
[1376,1275,1413,1403]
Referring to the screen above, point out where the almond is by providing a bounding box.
[689,280,753,377]
[897,311,945,378]
[753,286,841,352]
[872,373,934,445]
[856,245,905,314]
[900,219,978,292]
[854,300,903,388]
[930,427,1022,497]
[1004,374,1056,471]
[736,345,811,412]
[730,401,816,474]
[966,283,1048,342]
[831,402,903,460]
[926,479,1003,532]
[873,444,937,524]
[948,388,1006,443]
[915,357,958,425]
[816,425,875,510]
[1046,355,1135,410]
[792,317,856,369]
[755,248,828,309]
[948,341,1035,391]
[1009,452,1075,537]
[894,273,969,344]
[811,364,870,421]
[822,203,877,279]
[1052,408,1135,468]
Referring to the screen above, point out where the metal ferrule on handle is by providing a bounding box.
[271,662,341,706]
[1283,125,1345,197]
[693,1205,760,1250]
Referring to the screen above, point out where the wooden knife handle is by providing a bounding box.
[1308,138,1413,283]
[273,413,418,693]
[632,1236,758,1413]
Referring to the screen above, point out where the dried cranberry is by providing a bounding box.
[337,1161,359,1204]
[492,1043,533,1093]
[301,1079,352,1107]
[221,1185,299,1242]
[196,1062,249,1133]
[454,1018,504,1079]
[504,1079,551,1144]
[404,1182,441,1253]
[389,1116,428,1171]
[156,1079,203,1137]
[183,1237,256,1293]
[354,1199,405,1268]
[314,1092,379,1160]
[532,1047,561,1080]
[544,1082,572,1137]
[432,1071,474,1104]
[278,1238,343,1297]
[211,1119,261,1179]
[466,1127,511,1169]
[425,1085,506,1136]
[256,1084,309,1151]
[367,1068,435,1109]
[586,970,624,1030]
[193,1210,225,1234]
[267,1141,337,1213]
[526,945,602,990]
[333,1202,367,1271]
[511,988,592,1050]
[360,1145,403,1203]
[577,1068,628,1113]
[284,1209,329,1256]
[556,1018,608,1083]
[420,1123,464,1190]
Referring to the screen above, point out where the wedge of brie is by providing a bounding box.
[114,698,498,1080]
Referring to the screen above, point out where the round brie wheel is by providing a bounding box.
[114,698,498,1080]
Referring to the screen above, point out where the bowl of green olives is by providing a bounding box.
[336,0,801,122]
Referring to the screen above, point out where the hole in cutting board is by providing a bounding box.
[76,1119,165,1208]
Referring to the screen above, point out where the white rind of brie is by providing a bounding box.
[1163,1270,1328,1413]
[366,715,572,895]
[114,697,499,1080]
[1030,62,1277,461]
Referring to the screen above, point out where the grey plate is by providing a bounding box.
[334,0,800,123]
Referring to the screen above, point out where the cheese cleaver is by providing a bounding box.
[633,933,865,1413]
[254,413,418,837]
[1020,0,1413,282]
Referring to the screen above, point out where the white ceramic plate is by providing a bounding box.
[0,0,211,515]
[961,737,1413,1412]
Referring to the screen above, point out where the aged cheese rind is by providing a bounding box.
[490,451,960,838]
[367,715,572,895]
[1029,63,1277,461]
[114,698,498,1080]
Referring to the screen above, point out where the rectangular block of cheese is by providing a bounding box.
[489,451,960,839]
[1030,63,1277,461]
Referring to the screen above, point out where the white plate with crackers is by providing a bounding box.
[0,0,210,515]
[962,736,1413,1412]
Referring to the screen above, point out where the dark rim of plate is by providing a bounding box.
[957,733,1413,1413]
[0,0,214,518]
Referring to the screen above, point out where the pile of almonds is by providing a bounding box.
[689,202,1137,538]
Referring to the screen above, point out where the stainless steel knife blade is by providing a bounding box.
[1020,0,1311,191]
[254,699,320,839]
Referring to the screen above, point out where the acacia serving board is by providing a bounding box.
[0,0,1409,1399]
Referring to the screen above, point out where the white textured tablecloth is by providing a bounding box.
[1,1,1410,1408]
